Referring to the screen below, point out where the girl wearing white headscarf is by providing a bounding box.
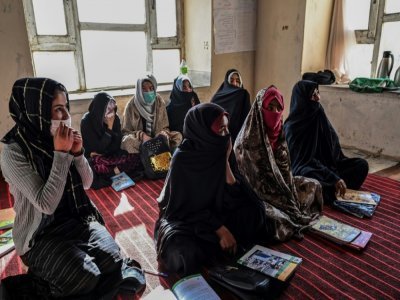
[121,75,182,154]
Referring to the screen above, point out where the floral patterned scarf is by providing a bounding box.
[234,86,323,241]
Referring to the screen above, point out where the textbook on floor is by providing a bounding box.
[0,229,15,257]
[0,208,15,230]
[237,245,302,282]
[310,215,372,250]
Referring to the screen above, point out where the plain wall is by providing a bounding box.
[302,0,334,73]
[320,86,400,159]
[185,0,255,102]
[0,0,34,151]
[254,0,307,118]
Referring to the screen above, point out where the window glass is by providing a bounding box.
[32,0,67,35]
[152,49,180,83]
[344,0,370,30]
[378,22,400,78]
[343,0,373,78]
[81,31,147,89]
[385,0,400,13]
[33,51,79,91]
[77,0,145,24]
[156,0,177,37]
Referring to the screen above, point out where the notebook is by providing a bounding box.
[111,172,135,192]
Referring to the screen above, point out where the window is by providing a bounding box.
[23,0,183,92]
[352,0,400,78]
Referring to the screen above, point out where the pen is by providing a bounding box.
[143,269,168,278]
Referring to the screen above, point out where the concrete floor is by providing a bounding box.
[342,147,400,175]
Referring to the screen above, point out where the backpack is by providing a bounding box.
[139,135,171,179]
[302,69,336,85]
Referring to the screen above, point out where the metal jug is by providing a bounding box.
[394,66,400,87]
[376,51,394,78]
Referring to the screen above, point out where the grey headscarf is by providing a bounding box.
[134,74,158,135]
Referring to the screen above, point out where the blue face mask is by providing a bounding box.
[143,91,156,104]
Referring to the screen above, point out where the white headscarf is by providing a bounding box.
[174,74,193,91]
[227,71,243,88]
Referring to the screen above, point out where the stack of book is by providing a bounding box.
[333,189,380,218]
[310,215,372,250]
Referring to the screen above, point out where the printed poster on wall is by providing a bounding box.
[213,0,257,54]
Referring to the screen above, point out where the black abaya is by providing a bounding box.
[155,103,267,276]
[211,69,251,141]
[284,80,368,203]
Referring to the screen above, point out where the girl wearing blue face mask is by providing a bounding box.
[121,75,182,154]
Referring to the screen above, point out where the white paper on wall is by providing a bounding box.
[213,0,257,54]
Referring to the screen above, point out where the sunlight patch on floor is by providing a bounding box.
[113,192,135,216]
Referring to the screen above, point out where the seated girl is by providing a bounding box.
[121,75,182,154]
[284,80,369,203]
[166,74,200,133]
[211,69,251,141]
[0,78,145,298]
[81,92,143,189]
[234,86,323,241]
[155,103,268,276]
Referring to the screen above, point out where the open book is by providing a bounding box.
[237,245,302,282]
[310,215,372,250]
[143,274,220,300]
[0,208,15,230]
[111,172,135,192]
[0,229,15,257]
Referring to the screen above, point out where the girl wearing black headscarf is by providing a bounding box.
[284,80,369,204]
[155,103,268,276]
[211,69,251,141]
[166,74,200,133]
[81,92,143,189]
[1,78,145,298]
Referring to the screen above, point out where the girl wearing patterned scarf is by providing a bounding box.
[234,86,323,241]
[1,78,145,298]
[121,75,182,154]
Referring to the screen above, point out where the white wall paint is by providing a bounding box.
[254,0,307,118]
[302,0,334,73]
[185,0,255,102]
[320,86,400,159]
[0,0,34,151]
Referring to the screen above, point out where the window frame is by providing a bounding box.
[23,0,184,92]
[355,0,400,77]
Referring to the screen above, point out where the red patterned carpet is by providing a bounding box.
[1,174,399,299]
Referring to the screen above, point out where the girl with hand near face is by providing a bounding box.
[1,78,145,298]
[81,92,143,189]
